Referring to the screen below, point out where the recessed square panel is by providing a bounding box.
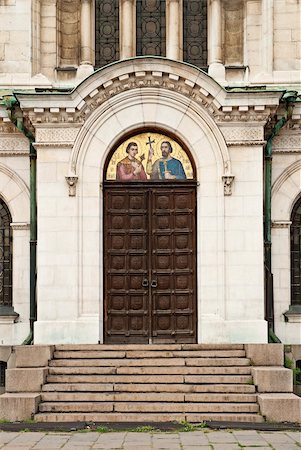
[130,215,145,229]
[129,254,145,270]
[129,234,145,249]
[111,275,126,290]
[111,235,126,250]
[111,215,126,229]
[111,255,126,270]
[111,295,126,311]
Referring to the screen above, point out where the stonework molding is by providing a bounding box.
[10,222,30,230]
[273,134,301,152]
[35,127,80,144]
[220,126,264,143]
[0,136,29,154]
[272,160,301,197]
[15,59,282,131]
[222,174,235,196]
[0,163,30,199]
[65,176,78,197]
[226,141,266,147]
[272,221,292,229]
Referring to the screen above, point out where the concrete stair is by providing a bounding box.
[34,344,264,423]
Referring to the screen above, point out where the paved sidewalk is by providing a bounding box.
[0,429,300,449]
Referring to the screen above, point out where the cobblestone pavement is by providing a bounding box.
[0,429,300,449]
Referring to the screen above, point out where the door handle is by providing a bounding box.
[142,278,149,287]
[151,280,158,288]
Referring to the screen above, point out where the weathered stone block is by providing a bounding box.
[0,393,40,421]
[14,345,54,367]
[245,344,284,366]
[6,368,48,392]
[258,393,301,423]
[251,367,293,393]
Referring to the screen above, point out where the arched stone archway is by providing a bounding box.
[0,163,30,344]
[16,58,279,344]
[271,162,301,343]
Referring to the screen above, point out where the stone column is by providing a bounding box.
[120,0,136,59]
[166,0,182,60]
[208,0,226,82]
[78,0,94,79]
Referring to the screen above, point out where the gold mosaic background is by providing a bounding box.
[106,132,194,180]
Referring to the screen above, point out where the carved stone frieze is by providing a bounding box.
[220,126,263,143]
[0,135,29,154]
[273,134,301,151]
[35,127,80,144]
[17,68,280,132]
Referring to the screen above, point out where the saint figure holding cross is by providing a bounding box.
[146,138,187,180]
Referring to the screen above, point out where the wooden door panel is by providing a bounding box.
[104,188,149,343]
[151,187,196,342]
[104,184,196,343]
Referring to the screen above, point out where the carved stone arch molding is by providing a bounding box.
[70,86,232,187]
[0,163,30,224]
[272,160,301,223]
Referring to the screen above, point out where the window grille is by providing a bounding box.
[137,0,166,57]
[0,361,7,387]
[95,0,119,68]
[0,199,12,307]
[183,0,207,70]
[291,198,301,307]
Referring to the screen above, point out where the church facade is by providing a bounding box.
[0,0,300,346]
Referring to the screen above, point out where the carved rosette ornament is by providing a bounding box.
[222,174,235,196]
[65,176,78,196]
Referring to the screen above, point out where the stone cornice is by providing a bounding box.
[15,59,282,131]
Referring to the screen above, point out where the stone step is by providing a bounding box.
[52,350,246,360]
[50,357,249,368]
[46,374,253,384]
[54,344,245,351]
[48,366,252,376]
[34,412,263,423]
[42,383,256,393]
[39,401,259,413]
[41,392,257,403]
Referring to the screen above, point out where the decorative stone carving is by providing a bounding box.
[220,126,263,143]
[272,221,292,229]
[36,127,80,144]
[16,65,281,131]
[0,136,29,154]
[10,222,30,230]
[222,174,235,196]
[65,176,78,196]
[273,135,301,151]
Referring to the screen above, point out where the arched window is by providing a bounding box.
[137,0,166,57]
[183,0,207,69]
[290,198,301,308]
[0,199,12,309]
[95,0,120,68]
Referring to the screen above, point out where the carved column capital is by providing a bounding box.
[222,174,235,196]
[65,176,78,197]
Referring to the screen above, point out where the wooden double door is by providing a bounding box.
[103,183,197,343]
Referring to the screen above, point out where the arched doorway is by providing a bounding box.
[103,132,197,343]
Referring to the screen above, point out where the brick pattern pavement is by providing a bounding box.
[0,429,300,449]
